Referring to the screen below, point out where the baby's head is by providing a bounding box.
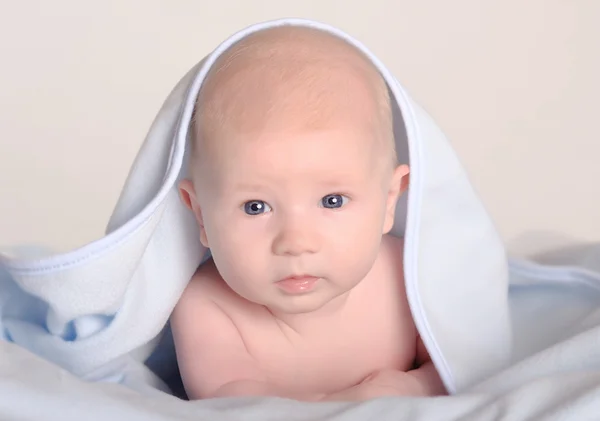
[180,26,409,315]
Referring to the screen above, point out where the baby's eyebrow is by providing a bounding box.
[232,182,265,192]
[317,176,360,188]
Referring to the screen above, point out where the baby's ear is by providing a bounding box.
[179,179,210,247]
[383,165,410,234]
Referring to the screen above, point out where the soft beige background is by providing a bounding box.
[0,0,598,257]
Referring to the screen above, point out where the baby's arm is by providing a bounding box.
[321,336,446,401]
[170,270,322,401]
[406,334,447,396]
[320,337,446,401]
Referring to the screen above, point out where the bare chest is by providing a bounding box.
[234,292,417,394]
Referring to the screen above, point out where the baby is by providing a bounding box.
[171,26,446,401]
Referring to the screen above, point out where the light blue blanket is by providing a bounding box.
[1,18,600,420]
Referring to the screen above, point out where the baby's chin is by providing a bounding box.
[266,299,329,316]
[264,288,353,316]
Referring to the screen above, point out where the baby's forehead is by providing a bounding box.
[189,27,395,174]
[203,128,385,190]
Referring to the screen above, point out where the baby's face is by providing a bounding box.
[189,120,405,315]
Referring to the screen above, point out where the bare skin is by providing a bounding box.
[172,235,445,401]
[172,26,446,401]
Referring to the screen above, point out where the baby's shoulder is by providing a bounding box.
[175,258,245,313]
[186,258,227,294]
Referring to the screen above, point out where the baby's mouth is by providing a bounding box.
[275,275,320,294]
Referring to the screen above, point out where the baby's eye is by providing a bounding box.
[320,194,349,209]
[243,200,272,215]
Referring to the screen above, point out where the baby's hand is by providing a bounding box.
[359,369,426,398]
[318,369,431,402]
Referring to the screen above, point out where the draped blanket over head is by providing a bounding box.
[2,18,600,421]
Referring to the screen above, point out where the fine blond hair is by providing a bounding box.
[190,26,396,173]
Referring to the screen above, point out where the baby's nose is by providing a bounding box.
[272,223,320,256]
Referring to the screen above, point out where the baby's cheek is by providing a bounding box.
[226,255,271,304]
[227,245,265,280]
[332,218,371,251]
[330,219,381,267]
